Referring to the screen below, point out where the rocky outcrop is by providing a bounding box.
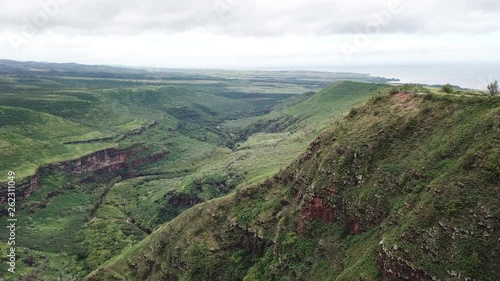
[298,196,334,233]
[0,171,40,204]
[129,151,168,169]
[230,222,274,257]
[377,241,438,281]
[66,148,129,174]
[166,192,202,208]
[0,146,168,204]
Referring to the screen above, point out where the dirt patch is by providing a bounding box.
[393,92,418,109]
[394,92,411,102]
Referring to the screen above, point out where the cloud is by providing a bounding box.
[0,0,498,71]
[1,0,500,37]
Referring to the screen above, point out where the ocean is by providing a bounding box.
[326,64,500,90]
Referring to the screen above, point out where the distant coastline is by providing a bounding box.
[325,64,500,90]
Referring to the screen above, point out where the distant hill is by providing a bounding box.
[0,59,150,79]
[0,59,399,85]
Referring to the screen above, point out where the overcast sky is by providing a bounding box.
[0,0,499,69]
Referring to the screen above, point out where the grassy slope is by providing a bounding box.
[72,82,383,276]
[90,81,386,231]
[225,82,389,138]
[94,90,499,281]
[0,77,276,280]
[0,105,117,178]
[0,74,384,280]
[0,78,261,178]
[195,82,391,183]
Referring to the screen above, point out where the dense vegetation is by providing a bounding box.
[2,61,497,280]
[0,62,394,280]
[91,88,499,280]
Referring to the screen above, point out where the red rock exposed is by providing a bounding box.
[0,146,168,204]
[298,196,334,233]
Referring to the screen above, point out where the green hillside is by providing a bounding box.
[0,69,388,280]
[91,89,500,281]
[0,79,278,178]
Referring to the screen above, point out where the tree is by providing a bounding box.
[441,83,453,93]
[487,80,499,96]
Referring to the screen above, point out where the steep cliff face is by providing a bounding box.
[0,171,41,205]
[0,146,168,203]
[91,91,500,281]
[65,148,129,174]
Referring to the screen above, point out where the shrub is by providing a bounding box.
[487,80,499,96]
[441,84,454,93]
[348,108,359,117]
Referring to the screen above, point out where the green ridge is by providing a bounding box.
[92,89,499,281]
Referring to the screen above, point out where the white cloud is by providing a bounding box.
[0,0,499,68]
